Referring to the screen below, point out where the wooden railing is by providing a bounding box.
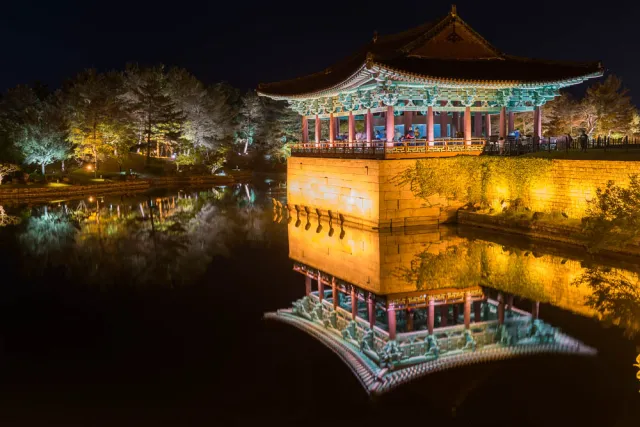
[291,138,486,159]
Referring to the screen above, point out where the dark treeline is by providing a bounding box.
[0,64,299,180]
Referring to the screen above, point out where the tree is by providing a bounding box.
[121,64,180,164]
[584,75,636,137]
[0,163,19,184]
[238,90,264,154]
[0,85,40,163]
[174,152,196,172]
[261,99,300,162]
[14,97,70,175]
[543,93,582,136]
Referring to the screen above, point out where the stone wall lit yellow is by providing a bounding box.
[288,158,640,228]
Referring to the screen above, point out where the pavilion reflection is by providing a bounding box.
[267,219,640,395]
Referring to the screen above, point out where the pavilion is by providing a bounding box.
[258,5,603,158]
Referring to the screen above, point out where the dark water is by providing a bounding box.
[0,181,638,426]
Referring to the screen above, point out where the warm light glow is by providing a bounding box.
[88,196,94,202]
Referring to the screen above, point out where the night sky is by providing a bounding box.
[2,0,639,102]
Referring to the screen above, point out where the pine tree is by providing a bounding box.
[238,90,264,154]
[585,75,636,137]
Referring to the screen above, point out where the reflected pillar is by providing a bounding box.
[388,304,397,340]
[366,109,373,143]
[452,305,459,324]
[485,113,491,138]
[302,116,308,143]
[386,106,395,143]
[407,309,414,332]
[464,292,471,329]
[534,106,542,140]
[427,106,434,146]
[507,294,514,313]
[332,277,338,310]
[440,306,448,327]
[367,294,375,329]
[464,106,472,144]
[428,298,435,335]
[474,301,482,323]
[315,114,321,143]
[348,111,355,143]
[351,286,358,320]
[532,301,540,319]
[329,113,335,144]
[497,293,505,325]
[305,275,311,296]
[317,271,324,302]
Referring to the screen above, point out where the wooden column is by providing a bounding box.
[464,106,472,144]
[404,111,413,135]
[329,113,335,144]
[302,116,308,143]
[485,113,492,138]
[351,287,358,320]
[508,111,515,134]
[305,275,311,296]
[348,112,355,142]
[452,112,459,137]
[367,294,375,329]
[317,271,324,302]
[499,107,507,139]
[427,106,434,145]
[532,301,540,319]
[464,292,471,329]
[439,104,448,137]
[497,293,505,325]
[315,115,321,143]
[428,298,435,335]
[440,305,448,327]
[534,106,542,140]
[407,309,414,332]
[335,117,340,139]
[506,294,514,312]
[366,109,373,142]
[386,106,395,143]
[474,112,482,137]
[474,301,482,323]
[332,277,338,310]
[388,304,397,340]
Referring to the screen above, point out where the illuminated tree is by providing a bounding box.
[174,152,196,171]
[584,75,636,137]
[238,90,264,154]
[0,163,19,184]
[261,99,301,162]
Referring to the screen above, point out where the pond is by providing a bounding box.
[0,180,638,425]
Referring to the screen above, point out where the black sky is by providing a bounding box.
[2,0,639,102]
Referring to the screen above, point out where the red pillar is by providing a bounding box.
[464,106,472,144]
[452,112,459,137]
[407,309,414,332]
[474,301,482,322]
[439,104,448,137]
[315,115,321,143]
[485,113,492,138]
[474,112,482,137]
[499,107,506,139]
[351,287,358,320]
[332,277,338,310]
[534,106,542,140]
[464,292,471,329]
[508,111,515,134]
[367,294,375,329]
[386,106,395,143]
[366,109,373,142]
[428,298,435,334]
[404,111,413,135]
[440,305,448,327]
[329,113,335,144]
[532,301,540,319]
[305,275,311,296]
[497,293,505,325]
[348,112,355,143]
[335,117,340,139]
[317,271,324,302]
[302,116,308,143]
[427,106,434,145]
[388,304,397,340]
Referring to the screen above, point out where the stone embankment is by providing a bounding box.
[0,172,251,203]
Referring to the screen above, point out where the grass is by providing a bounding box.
[521,149,640,161]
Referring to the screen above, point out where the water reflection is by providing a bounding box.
[267,218,640,394]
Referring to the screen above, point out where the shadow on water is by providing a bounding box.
[0,180,637,425]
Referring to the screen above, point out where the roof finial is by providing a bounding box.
[451,4,457,16]
[372,30,378,43]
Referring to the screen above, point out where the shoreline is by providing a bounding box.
[0,172,251,204]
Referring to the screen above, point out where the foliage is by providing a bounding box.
[398,157,553,208]
[585,75,636,137]
[175,152,197,171]
[581,175,640,252]
[260,98,301,162]
[0,163,19,184]
[573,266,640,338]
[237,90,264,154]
